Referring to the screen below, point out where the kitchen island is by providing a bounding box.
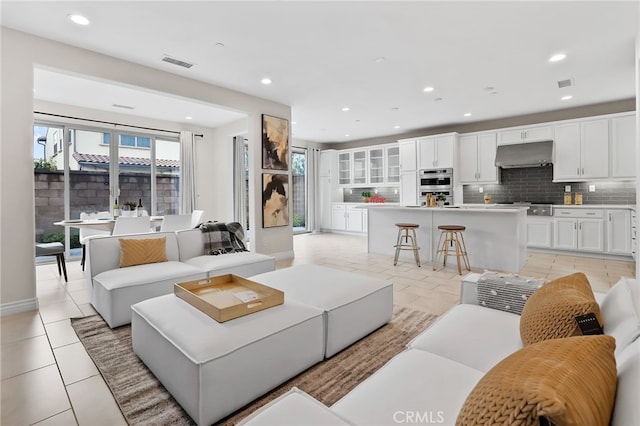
[366,205,528,273]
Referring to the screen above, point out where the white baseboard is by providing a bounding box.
[0,298,39,317]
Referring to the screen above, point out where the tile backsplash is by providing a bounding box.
[343,186,400,203]
[462,166,636,205]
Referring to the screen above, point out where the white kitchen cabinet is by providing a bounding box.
[346,206,363,232]
[352,150,368,185]
[611,114,637,179]
[498,126,552,145]
[399,139,417,171]
[458,133,498,183]
[607,209,632,255]
[553,119,609,181]
[338,151,352,185]
[319,150,339,230]
[331,203,364,232]
[331,204,347,230]
[632,210,637,260]
[368,147,384,184]
[385,145,400,183]
[553,208,604,252]
[362,208,368,233]
[527,218,553,248]
[400,171,418,206]
[418,134,455,169]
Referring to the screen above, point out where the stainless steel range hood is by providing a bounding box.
[494,140,553,168]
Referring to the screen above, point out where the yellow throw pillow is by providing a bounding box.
[519,272,602,346]
[456,335,617,426]
[119,237,168,268]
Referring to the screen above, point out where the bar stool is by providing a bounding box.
[433,225,470,275]
[393,223,421,267]
[35,242,68,282]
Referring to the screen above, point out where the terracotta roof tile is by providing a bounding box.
[73,153,179,168]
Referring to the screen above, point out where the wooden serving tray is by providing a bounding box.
[174,274,284,322]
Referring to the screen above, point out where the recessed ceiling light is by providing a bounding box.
[261,77,272,85]
[393,125,401,129]
[561,95,573,101]
[423,86,434,93]
[374,57,386,63]
[68,14,90,26]
[341,107,350,112]
[549,53,567,63]
[463,113,472,117]
[185,116,193,120]
[345,134,350,137]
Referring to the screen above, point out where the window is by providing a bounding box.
[119,134,151,149]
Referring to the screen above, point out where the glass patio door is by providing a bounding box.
[34,121,182,260]
[292,147,308,233]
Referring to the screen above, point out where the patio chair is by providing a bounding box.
[160,214,193,232]
[35,242,67,282]
[112,216,152,235]
[191,210,205,228]
[79,211,112,271]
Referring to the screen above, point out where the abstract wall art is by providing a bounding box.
[262,173,289,228]
[262,114,289,170]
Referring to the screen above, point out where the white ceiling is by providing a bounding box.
[2,1,638,143]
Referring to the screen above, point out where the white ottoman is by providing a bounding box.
[250,264,393,358]
[131,294,325,426]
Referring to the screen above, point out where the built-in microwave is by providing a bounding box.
[419,168,453,205]
[419,168,453,188]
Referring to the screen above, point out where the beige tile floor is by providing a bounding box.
[1,232,635,425]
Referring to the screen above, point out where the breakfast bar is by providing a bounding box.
[366,206,528,273]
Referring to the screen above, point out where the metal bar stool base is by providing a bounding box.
[433,225,470,275]
[393,223,421,267]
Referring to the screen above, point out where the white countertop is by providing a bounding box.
[358,204,527,214]
[549,204,635,209]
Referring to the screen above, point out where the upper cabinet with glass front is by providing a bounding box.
[336,143,401,186]
[369,147,384,184]
[352,149,368,184]
[338,151,352,185]
[385,145,400,183]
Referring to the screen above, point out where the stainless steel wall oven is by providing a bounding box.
[419,168,453,205]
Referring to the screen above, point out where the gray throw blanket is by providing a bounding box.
[199,222,248,255]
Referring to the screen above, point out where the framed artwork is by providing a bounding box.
[262,173,289,228]
[262,114,289,170]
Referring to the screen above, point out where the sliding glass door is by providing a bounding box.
[34,121,181,259]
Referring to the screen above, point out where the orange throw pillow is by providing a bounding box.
[456,335,617,426]
[119,237,167,268]
[519,272,602,345]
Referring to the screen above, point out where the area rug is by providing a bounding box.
[71,306,438,425]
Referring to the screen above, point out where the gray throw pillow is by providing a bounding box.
[477,271,545,315]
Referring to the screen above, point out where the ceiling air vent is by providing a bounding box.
[557,78,573,88]
[161,55,194,69]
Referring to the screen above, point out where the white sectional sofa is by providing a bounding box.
[87,229,275,328]
[240,276,640,426]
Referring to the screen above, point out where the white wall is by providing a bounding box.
[0,28,292,314]
[196,118,247,223]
